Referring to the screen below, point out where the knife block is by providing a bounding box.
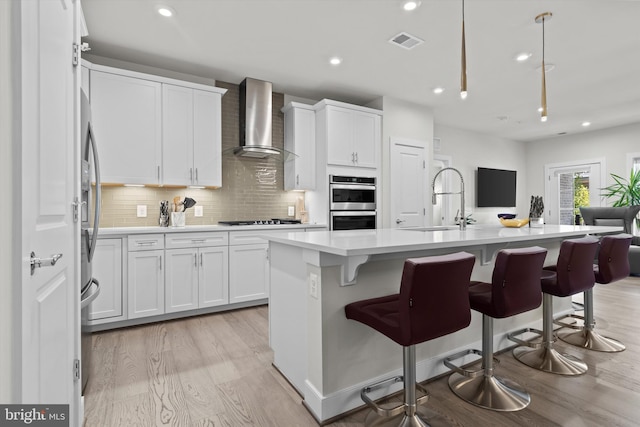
[171,212,185,228]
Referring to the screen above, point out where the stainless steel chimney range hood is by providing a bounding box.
[234,77,293,159]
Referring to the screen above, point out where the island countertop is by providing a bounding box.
[263,224,621,257]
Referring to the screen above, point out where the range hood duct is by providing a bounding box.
[235,78,283,159]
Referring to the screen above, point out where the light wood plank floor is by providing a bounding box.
[84,276,640,426]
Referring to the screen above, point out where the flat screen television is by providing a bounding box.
[477,167,517,207]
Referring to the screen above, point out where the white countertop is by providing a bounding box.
[97,223,326,236]
[263,224,622,257]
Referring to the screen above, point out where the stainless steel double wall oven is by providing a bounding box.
[329,175,376,230]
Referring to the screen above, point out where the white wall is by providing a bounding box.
[525,122,640,204]
[434,124,528,224]
[0,0,15,403]
[380,96,434,227]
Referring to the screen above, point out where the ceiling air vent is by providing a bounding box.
[389,32,424,50]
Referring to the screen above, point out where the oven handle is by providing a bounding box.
[330,184,376,191]
[331,211,377,217]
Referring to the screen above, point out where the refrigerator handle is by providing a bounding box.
[87,122,101,262]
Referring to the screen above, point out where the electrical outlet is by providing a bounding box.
[194,206,203,217]
[288,206,295,217]
[309,273,318,299]
[136,205,147,218]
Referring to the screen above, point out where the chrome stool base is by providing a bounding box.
[558,329,625,353]
[448,373,530,412]
[512,346,588,376]
[365,408,430,427]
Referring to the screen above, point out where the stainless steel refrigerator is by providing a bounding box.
[80,88,102,394]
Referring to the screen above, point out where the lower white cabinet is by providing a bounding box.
[89,238,123,321]
[128,249,165,319]
[165,246,229,313]
[229,242,270,304]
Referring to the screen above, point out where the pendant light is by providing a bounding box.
[460,0,467,99]
[536,12,552,122]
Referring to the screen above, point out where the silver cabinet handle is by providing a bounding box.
[136,241,157,246]
[195,168,199,182]
[159,256,162,270]
[355,152,358,163]
[396,219,406,224]
[296,174,299,185]
[195,253,198,267]
[190,168,193,182]
[200,253,203,266]
[351,152,355,163]
[30,252,63,275]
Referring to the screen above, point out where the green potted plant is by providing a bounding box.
[601,168,640,229]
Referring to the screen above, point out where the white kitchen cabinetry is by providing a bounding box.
[89,238,123,322]
[90,70,162,185]
[316,101,381,169]
[229,232,270,304]
[162,85,223,187]
[165,232,229,313]
[283,102,316,190]
[128,234,165,319]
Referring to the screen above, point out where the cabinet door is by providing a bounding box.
[284,106,316,190]
[326,106,355,167]
[165,248,199,313]
[89,239,123,321]
[199,246,229,308]
[229,243,269,303]
[162,84,194,186]
[127,250,164,319]
[90,70,161,184]
[352,111,378,169]
[193,90,222,187]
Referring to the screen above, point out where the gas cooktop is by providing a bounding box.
[218,219,302,226]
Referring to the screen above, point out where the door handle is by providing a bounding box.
[30,252,63,275]
[396,219,406,224]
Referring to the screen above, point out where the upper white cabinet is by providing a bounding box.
[162,85,223,187]
[283,102,316,191]
[316,100,382,170]
[85,61,226,186]
[90,70,162,185]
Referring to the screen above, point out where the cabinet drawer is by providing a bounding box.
[229,230,293,246]
[128,234,165,251]
[165,232,229,249]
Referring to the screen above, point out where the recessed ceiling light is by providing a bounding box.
[329,57,342,66]
[433,87,444,94]
[402,1,421,11]
[515,52,532,62]
[582,121,591,127]
[157,6,175,17]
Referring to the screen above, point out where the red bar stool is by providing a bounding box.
[345,252,475,427]
[557,234,632,352]
[509,236,598,375]
[445,247,547,411]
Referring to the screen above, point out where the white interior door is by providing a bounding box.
[390,138,426,228]
[545,159,604,225]
[19,0,79,419]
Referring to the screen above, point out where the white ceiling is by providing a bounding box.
[81,0,640,142]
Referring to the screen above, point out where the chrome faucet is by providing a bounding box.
[432,167,466,231]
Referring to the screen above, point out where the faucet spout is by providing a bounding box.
[432,167,466,231]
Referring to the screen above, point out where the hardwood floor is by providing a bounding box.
[84,276,640,426]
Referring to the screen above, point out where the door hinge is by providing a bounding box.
[73,359,80,381]
[72,42,91,66]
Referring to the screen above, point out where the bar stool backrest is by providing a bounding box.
[554,236,599,295]
[399,252,475,345]
[596,234,632,284]
[489,247,547,318]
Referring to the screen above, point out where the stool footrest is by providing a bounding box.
[360,376,429,418]
[554,313,586,331]
[443,349,499,378]
[507,328,544,349]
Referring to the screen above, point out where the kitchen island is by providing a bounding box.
[264,224,621,423]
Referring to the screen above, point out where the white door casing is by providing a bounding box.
[18,0,79,422]
[390,138,427,228]
[544,158,605,225]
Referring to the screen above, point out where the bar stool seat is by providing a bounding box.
[345,252,475,427]
[510,236,599,375]
[445,247,547,412]
[557,234,632,352]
